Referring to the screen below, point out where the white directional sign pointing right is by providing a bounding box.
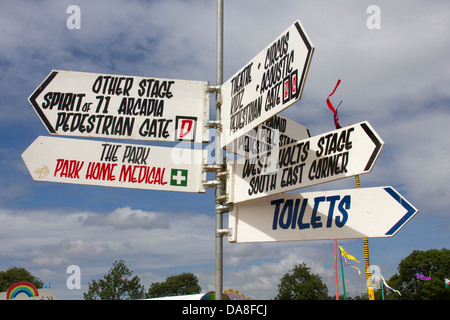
[221,19,314,148]
[228,186,419,243]
[228,121,384,203]
[225,114,310,158]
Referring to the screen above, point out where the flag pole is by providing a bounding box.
[339,248,347,300]
[326,81,374,300]
[355,175,375,300]
[334,240,339,300]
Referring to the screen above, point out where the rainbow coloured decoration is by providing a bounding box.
[6,282,39,300]
[200,291,229,300]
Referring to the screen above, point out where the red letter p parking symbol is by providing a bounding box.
[176,116,197,142]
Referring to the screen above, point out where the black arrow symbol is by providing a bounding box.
[360,122,383,171]
[28,71,58,133]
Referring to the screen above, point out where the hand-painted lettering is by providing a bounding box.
[122,146,150,165]
[119,165,167,185]
[230,63,253,96]
[261,51,293,94]
[279,199,294,229]
[325,195,340,228]
[280,163,305,187]
[235,122,373,203]
[230,89,244,115]
[336,195,350,227]
[54,159,84,179]
[91,76,133,96]
[316,127,354,157]
[42,92,86,111]
[248,173,277,196]
[308,151,349,180]
[263,115,286,133]
[278,141,309,167]
[137,79,174,99]
[297,198,310,229]
[100,143,121,162]
[271,198,285,230]
[117,97,164,117]
[229,96,263,133]
[54,113,135,136]
[311,196,325,228]
[85,161,117,181]
[36,73,197,141]
[264,31,289,70]
[138,118,172,138]
[272,195,351,230]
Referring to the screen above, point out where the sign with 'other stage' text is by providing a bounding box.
[29,70,209,143]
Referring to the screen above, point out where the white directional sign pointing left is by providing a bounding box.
[22,136,207,193]
[228,186,419,243]
[29,70,209,143]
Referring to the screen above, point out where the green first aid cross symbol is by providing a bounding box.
[170,169,188,187]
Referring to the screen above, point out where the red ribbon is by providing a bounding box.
[326,79,342,129]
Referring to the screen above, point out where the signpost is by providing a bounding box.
[22,136,206,193]
[228,186,419,243]
[29,70,209,143]
[21,2,419,301]
[220,20,314,148]
[228,121,384,203]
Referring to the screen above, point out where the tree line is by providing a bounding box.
[1,248,448,300]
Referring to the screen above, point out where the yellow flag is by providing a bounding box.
[338,245,360,263]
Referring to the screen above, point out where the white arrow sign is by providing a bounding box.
[22,136,207,193]
[228,121,384,203]
[220,19,314,148]
[228,186,419,243]
[225,114,310,158]
[29,70,209,143]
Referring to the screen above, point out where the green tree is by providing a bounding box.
[275,263,328,300]
[387,248,450,300]
[0,267,44,292]
[84,259,145,300]
[147,272,201,298]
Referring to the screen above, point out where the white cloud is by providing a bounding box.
[30,239,112,266]
[81,207,170,230]
[0,206,216,298]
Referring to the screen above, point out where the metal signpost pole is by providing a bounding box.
[215,0,225,300]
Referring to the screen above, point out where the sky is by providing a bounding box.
[0,0,449,300]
